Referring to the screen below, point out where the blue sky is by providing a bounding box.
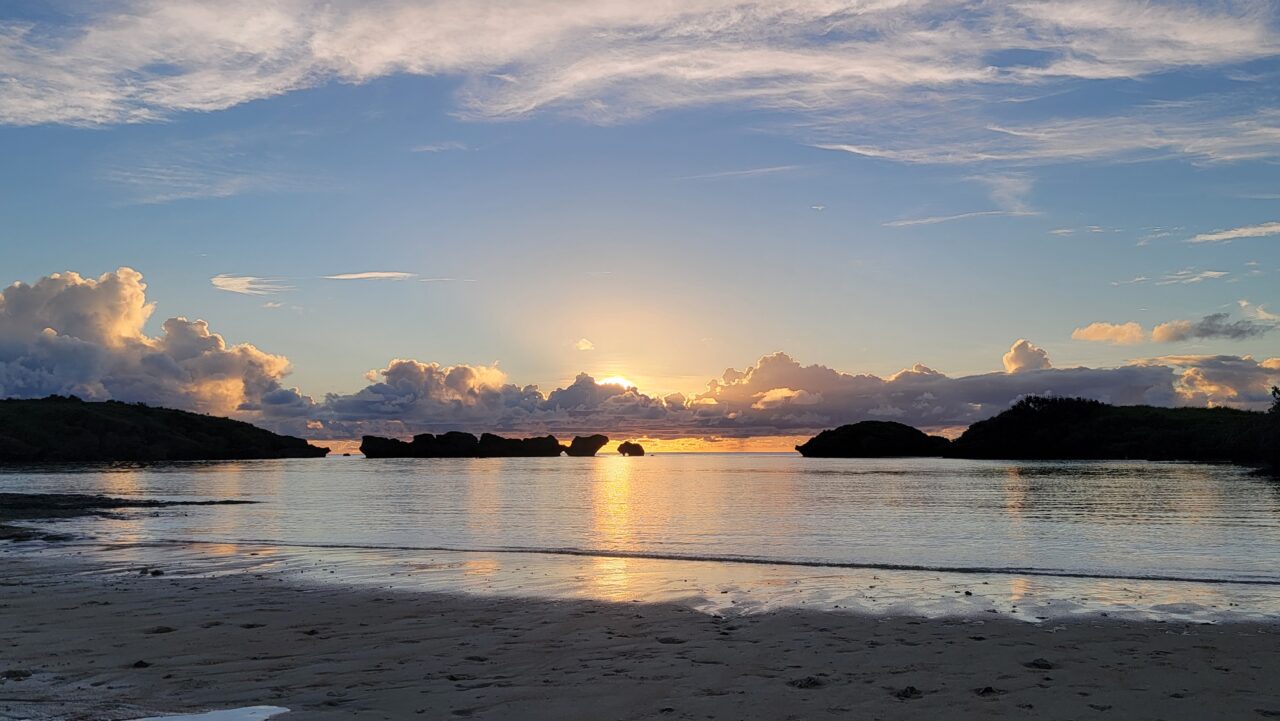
[1,1,1278,440]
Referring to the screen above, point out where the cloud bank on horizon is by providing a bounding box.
[2,268,1278,440]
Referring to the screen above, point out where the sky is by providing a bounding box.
[1,0,1279,445]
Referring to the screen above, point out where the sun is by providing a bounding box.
[596,375,635,389]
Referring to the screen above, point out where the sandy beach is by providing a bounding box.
[2,550,1279,721]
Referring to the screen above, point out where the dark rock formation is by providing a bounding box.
[565,434,609,457]
[361,431,570,458]
[795,396,1280,469]
[949,396,1278,465]
[0,396,328,462]
[795,421,950,458]
[412,432,481,457]
[359,435,413,458]
[617,441,645,456]
[478,433,564,457]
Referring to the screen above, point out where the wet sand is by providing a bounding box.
[2,551,1279,721]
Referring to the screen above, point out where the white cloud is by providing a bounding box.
[574,338,595,351]
[324,272,417,281]
[1050,228,1074,236]
[2,1,1278,168]
[1239,299,1280,322]
[1110,276,1149,286]
[411,141,467,153]
[677,165,804,180]
[1072,321,1146,345]
[1002,339,1052,373]
[211,275,292,295]
[5,268,1280,440]
[0,268,311,417]
[1189,221,1280,244]
[884,210,1037,227]
[1157,269,1230,285]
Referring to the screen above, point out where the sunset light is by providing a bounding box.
[3,2,1280,718]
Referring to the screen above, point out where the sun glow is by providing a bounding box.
[596,375,635,389]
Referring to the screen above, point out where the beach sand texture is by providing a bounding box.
[2,552,1279,720]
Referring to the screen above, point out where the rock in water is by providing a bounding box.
[360,435,413,458]
[618,441,645,456]
[361,431,572,458]
[565,435,609,457]
[477,433,563,457]
[795,421,950,458]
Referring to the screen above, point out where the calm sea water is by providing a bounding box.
[6,455,1280,620]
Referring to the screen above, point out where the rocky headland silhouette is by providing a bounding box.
[797,394,1280,472]
[0,396,329,462]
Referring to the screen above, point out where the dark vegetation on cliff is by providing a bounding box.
[950,395,1279,466]
[360,432,611,458]
[797,392,1280,470]
[795,421,950,458]
[0,396,329,462]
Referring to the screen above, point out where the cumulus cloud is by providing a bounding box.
[0,268,312,417]
[1138,355,1280,408]
[5,269,1279,440]
[1151,313,1276,343]
[574,338,595,351]
[1002,339,1052,373]
[1072,321,1146,345]
[211,274,292,295]
[1,1,1278,167]
[1189,221,1280,244]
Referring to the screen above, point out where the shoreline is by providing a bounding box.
[4,549,1280,720]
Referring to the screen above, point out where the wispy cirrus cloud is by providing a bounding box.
[677,165,805,181]
[210,274,292,295]
[2,1,1278,170]
[1157,269,1230,285]
[411,141,467,153]
[1189,221,1280,244]
[324,272,416,281]
[884,210,1037,227]
[1110,276,1149,286]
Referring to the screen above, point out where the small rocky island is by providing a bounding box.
[0,396,329,462]
[617,441,645,456]
[796,421,949,458]
[796,395,1280,470]
[361,432,611,458]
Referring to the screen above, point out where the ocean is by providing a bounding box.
[5,454,1280,621]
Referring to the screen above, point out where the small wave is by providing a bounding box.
[116,536,1280,588]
